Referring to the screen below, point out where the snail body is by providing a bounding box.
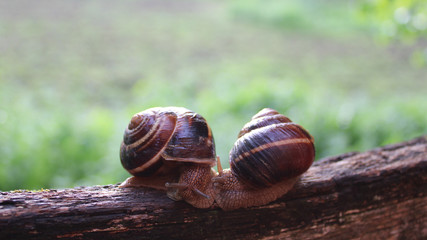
[119,107,216,208]
[213,108,315,210]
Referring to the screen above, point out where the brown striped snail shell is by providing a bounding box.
[119,107,217,208]
[213,108,315,210]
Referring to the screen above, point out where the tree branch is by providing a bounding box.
[1,136,426,239]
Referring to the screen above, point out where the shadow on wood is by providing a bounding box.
[1,136,426,239]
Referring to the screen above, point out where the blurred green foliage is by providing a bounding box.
[229,0,365,36]
[0,0,426,191]
[359,0,427,41]
[358,0,427,65]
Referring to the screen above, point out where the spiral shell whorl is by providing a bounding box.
[120,107,216,177]
[238,108,292,138]
[120,108,177,176]
[230,108,315,188]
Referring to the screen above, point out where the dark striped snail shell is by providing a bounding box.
[119,107,217,208]
[213,108,315,210]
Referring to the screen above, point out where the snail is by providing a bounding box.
[119,107,314,211]
[119,107,217,208]
[213,108,315,210]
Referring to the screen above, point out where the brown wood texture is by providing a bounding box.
[1,136,426,239]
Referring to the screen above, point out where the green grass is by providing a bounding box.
[0,0,426,191]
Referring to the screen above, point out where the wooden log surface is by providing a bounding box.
[1,136,426,239]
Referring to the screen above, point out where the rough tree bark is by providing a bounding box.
[1,136,426,240]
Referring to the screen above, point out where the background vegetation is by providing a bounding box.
[0,0,426,191]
